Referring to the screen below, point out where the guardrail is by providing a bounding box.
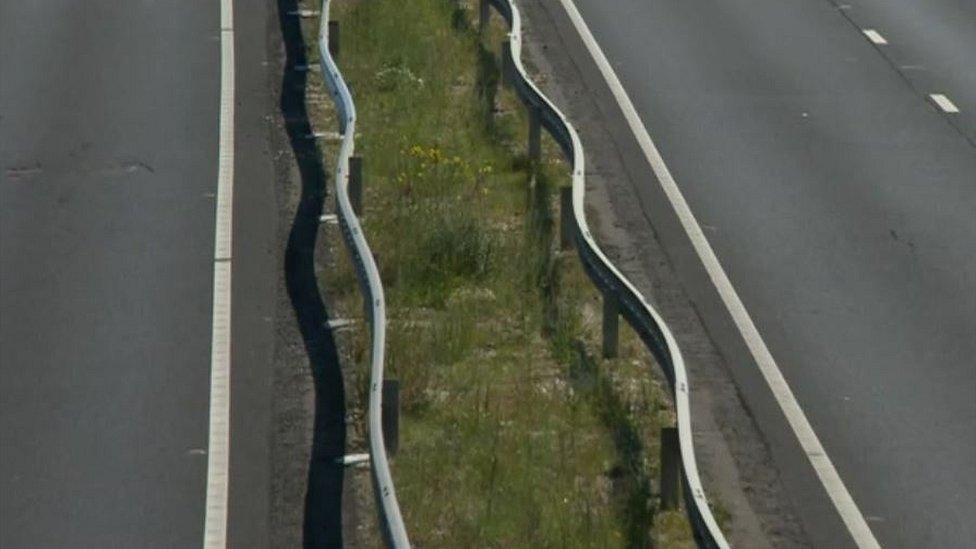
[316,1,411,546]
[484,1,730,546]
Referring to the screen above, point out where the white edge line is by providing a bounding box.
[556,1,882,547]
[204,0,234,547]
[929,93,960,113]
[862,29,888,45]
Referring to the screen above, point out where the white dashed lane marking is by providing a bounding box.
[862,29,888,45]
[930,94,960,113]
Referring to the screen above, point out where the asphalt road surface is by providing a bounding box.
[564,0,976,547]
[1,1,275,547]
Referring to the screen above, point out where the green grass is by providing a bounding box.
[302,0,700,546]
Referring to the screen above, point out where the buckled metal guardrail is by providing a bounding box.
[316,1,411,546]
[484,0,730,546]
[315,0,729,545]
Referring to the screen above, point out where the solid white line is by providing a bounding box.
[929,93,960,113]
[204,0,235,547]
[862,29,888,45]
[556,1,881,548]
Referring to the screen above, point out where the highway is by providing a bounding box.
[559,0,976,547]
[0,1,275,547]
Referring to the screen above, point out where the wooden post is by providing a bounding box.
[479,0,490,34]
[528,105,541,163]
[559,186,573,250]
[602,291,619,359]
[382,379,400,456]
[328,21,340,57]
[660,426,681,510]
[500,40,513,88]
[349,156,363,216]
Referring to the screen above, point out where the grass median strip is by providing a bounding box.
[304,0,700,545]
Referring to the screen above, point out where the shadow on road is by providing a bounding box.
[276,1,346,547]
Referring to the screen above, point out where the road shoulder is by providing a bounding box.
[226,0,278,547]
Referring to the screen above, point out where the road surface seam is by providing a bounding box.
[204,0,235,547]
[556,1,882,547]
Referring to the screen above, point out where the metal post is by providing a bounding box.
[602,291,619,359]
[660,426,681,510]
[349,156,363,215]
[328,21,340,57]
[528,105,541,163]
[382,379,400,456]
[559,186,573,251]
[479,0,490,34]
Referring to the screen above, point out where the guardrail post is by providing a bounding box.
[559,186,573,250]
[382,379,400,456]
[528,104,542,163]
[500,40,513,88]
[479,0,490,34]
[660,426,681,510]
[328,21,340,57]
[602,291,619,358]
[349,156,363,215]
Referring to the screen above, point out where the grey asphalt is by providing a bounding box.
[566,0,976,547]
[0,1,275,547]
[829,0,976,143]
